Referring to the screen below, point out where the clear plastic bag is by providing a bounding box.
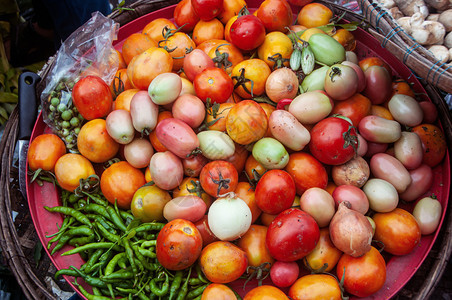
[40,12,119,151]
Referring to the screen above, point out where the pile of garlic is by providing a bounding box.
[376,0,452,63]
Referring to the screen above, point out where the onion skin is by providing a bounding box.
[265,67,299,103]
[329,201,373,257]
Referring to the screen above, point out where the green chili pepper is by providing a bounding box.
[150,272,170,296]
[135,222,165,233]
[137,246,156,259]
[105,252,127,276]
[116,288,151,300]
[131,244,154,271]
[86,214,117,234]
[101,269,135,282]
[186,283,208,299]
[61,242,123,256]
[141,240,157,248]
[83,192,109,206]
[55,268,78,279]
[83,203,111,220]
[119,210,134,222]
[44,206,92,227]
[169,270,184,300]
[75,282,124,300]
[96,222,120,243]
[106,206,127,232]
[68,235,95,247]
[51,225,93,255]
[83,249,105,274]
[70,266,108,288]
[123,239,138,274]
[175,267,192,300]
[196,264,208,284]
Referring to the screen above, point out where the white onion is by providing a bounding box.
[208,193,252,241]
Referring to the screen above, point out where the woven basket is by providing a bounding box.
[0,1,451,299]
[357,0,452,95]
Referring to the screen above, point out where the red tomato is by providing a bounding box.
[324,64,359,101]
[199,160,239,197]
[199,241,248,283]
[336,246,386,298]
[191,0,224,21]
[270,261,300,288]
[237,225,274,269]
[255,170,296,215]
[194,215,219,247]
[285,152,328,195]
[72,75,113,120]
[193,67,234,104]
[156,219,203,270]
[266,208,320,262]
[230,15,266,51]
[309,116,358,165]
[173,0,200,32]
[373,208,421,255]
[256,0,293,33]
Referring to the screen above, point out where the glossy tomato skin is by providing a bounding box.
[289,274,342,300]
[244,285,289,299]
[266,208,320,262]
[194,67,234,104]
[199,160,239,197]
[156,219,203,270]
[373,208,421,255]
[337,246,386,298]
[191,0,223,21]
[257,0,293,33]
[54,153,95,192]
[285,153,328,195]
[230,15,266,51]
[309,116,358,165]
[330,93,372,127]
[411,123,447,167]
[72,75,113,120]
[173,0,200,32]
[255,170,296,215]
[237,225,274,269]
[28,134,66,172]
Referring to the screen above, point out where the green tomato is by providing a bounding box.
[148,72,182,105]
[252,137,289,170]
[308,33,346,66]
[301,65,329,93]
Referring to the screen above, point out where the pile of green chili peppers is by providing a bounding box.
[46,190,212,300]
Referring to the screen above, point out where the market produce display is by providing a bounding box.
[25,0,449,299]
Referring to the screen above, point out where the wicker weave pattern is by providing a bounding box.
[358,0,452,94]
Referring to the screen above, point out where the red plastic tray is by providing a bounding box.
[27,1,450,299]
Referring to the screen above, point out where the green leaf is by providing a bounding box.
[0,91,18,103]
[2,102,16,113]
[33,242,43,268]
[0,105,8,119]
[126,218,141,232]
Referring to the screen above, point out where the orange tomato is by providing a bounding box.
[115,49,127,69]
[303,228,343,272]
[285,152,328,195]
[258,103,276,137]
[159,31,196,71]
[411,123,447,167]
[297,3,333,28]
[199,241,248,283]
[336,246,386,297]
[173,0,200,32]
[27,134,66,172]
[142,18,177,43]
[244,155,267,183]
[217,0,247,24]
[299,27,326,42]
[100,161,146,209]
[237,224,274,269]
[359,56,392,76]
[257,32,293,69]
[257,0,293,33]
[149,110,173,152]
[77,119,119,163]
[331,93,372,127]
[121,33,157,65]
[110,68,133,97]
[131,184,171,222]
[127,47,173,90]
[205,102,235,131]
[244,285,289,300]
[207,42,244,74]
[224,15,238,43]
[144,166,152,182]
[173,177,213,208]
[231,59,271,99]
[226,100,268,145]
[235,182,262,223]
[373,208,421,255]
[259,212,277,226]
[193,19,225,46]
[54,153,95,192]
[289,274,341,300]
[370,104,394,120]
[391,79,415,97]
[201,283,237,300]
[113,88,139,112]
[225,143,249,174]
[332,28,356,51]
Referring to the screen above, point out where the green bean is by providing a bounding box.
[44,206,92,227]
[61,242,123,256]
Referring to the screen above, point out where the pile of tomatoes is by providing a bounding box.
[27,0,449,298]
